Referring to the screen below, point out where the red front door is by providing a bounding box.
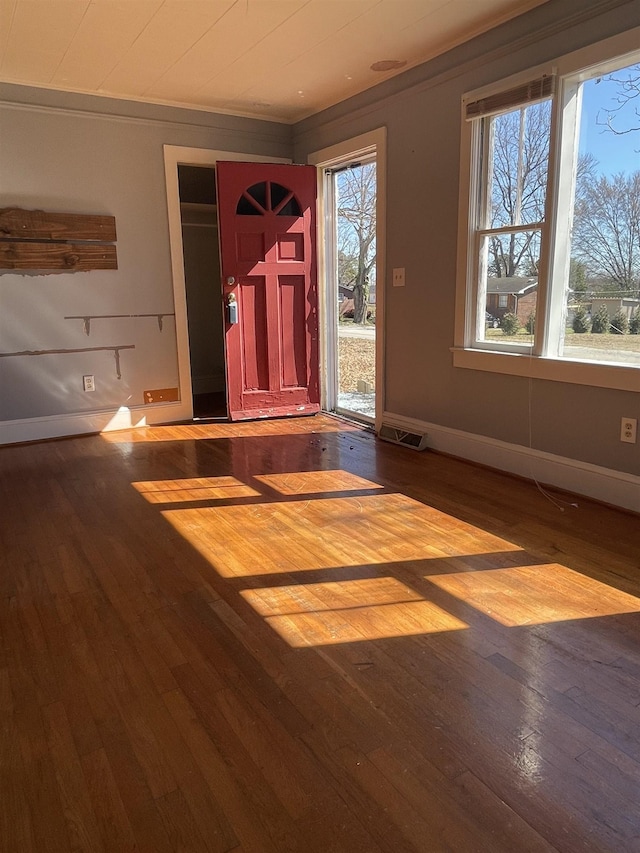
[216,161,319,421]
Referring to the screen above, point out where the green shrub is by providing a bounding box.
[629,307,640,335]
[501,312,521,335]
[610,308,628,335]
[525,313,536,334]
[572,305,591,334]
[591,305,610,334]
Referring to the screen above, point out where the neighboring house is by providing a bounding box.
[338,284,353,302]
[339,282,376,303]
[486,277,538,323]
[338,283,376,318]
[590,296,640,320]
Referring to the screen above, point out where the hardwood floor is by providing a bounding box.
[1,414,639,852]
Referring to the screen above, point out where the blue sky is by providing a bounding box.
[579,65,640,176]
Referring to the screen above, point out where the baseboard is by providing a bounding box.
[3,405,637,514]
[0,401,192,446]
[382,411,640,514]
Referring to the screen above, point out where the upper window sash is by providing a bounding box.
[468,93,553,353]
[464,74,555,120]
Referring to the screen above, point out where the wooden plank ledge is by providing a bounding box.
[0,207,117,242]
[0,241,117,270]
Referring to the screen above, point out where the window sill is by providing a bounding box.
[451,347,640,392]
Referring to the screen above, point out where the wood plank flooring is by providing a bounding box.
[1,415,639,852]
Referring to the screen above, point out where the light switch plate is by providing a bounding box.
[392,267,405,287]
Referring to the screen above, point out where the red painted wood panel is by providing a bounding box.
[240,278,269,391]
[279,276,306,388]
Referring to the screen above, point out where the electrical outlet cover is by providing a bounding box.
[620,417,637,444]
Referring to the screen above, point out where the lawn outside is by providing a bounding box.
[485,329,640,364]
[338,336,375,394]
[486,329,640,350]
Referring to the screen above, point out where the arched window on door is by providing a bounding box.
[236,181,302,217]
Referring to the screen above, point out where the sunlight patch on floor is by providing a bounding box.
[161,491,520,577]
[245,576,425,613]
[133,476,260,503]
[102,419,355,443]
[255,470,384,495]
[242,577,468,646]
[134,464,640,645]
[427,563,640,626]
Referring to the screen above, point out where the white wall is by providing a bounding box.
[0,86,291,440]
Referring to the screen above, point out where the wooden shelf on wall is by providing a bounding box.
[0,207,118,272]
[0,241,117,271]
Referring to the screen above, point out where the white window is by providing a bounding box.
[455,29,640,392]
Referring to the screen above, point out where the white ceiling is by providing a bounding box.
[0,0,549,122]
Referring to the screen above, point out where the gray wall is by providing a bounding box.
[294,0,640,477]
[0,85,290,421]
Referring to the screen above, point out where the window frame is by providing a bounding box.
[453,27,640,393]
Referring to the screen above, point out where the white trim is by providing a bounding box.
[163,145,290,423]
[451,347,640,391]
[0,99,290,144]
[0,83,291,125]
[313,164,336,414]
[308,128,387,432]
[382,410,640,514]
[0,403,186,446]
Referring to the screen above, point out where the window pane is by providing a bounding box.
[270,182,302,215]
[236,182,268,215]
[488,100,551,228]
[561,61,640,366]
[479,230,540,346]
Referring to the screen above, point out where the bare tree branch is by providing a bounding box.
[595,66,640,138]
[337,163,376,324]
[573,171,640,290]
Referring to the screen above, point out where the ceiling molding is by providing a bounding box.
[293,0,638,142]
[0,0,553,123]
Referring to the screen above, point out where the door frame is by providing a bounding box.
[163,145,289,421]
[307,128,386,432]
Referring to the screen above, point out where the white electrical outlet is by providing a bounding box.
[83,375,95,392]
[620,417,637,444]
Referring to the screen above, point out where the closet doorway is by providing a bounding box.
[178,164,226,419]
[165,146,312,423]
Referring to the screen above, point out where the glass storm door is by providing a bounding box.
[330,158,377,422]
[216,161,320,421]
